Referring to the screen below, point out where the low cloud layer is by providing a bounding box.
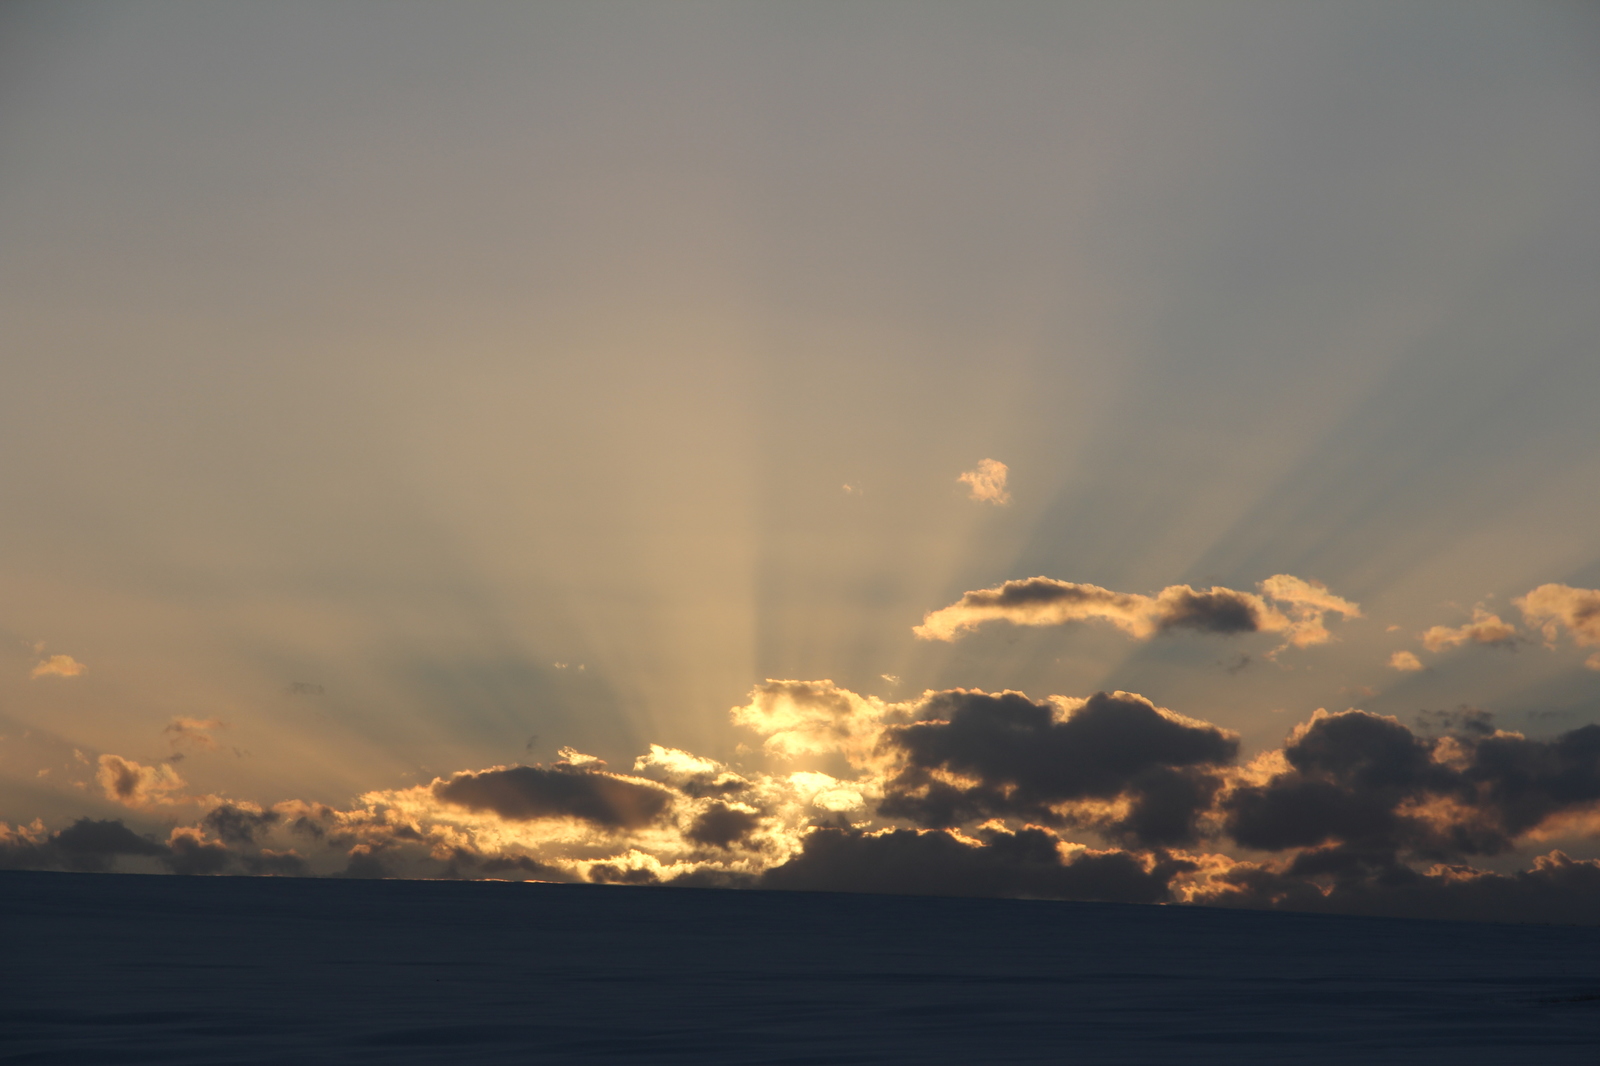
[914,574,1359,651]
[9,676,1600,924]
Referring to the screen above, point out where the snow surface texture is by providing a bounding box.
[4,871,1599,1064]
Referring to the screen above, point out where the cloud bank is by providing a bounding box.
[10,675,1600,924]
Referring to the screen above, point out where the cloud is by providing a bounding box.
[878,690,1238,847]
[0,818,165,873]
[30,654,85,679]
[632,744,749,798]
[7,675,1600,924]
[684,802,763,849]
[164,716,226,753]
[431,763,675,830]
[166,826,232,875]
[761,825,1182,904]
[1516,583,1600,648]
[914,574,1358,650]
[1222,709,1600,863]
[1420,606,1518,652]
[1389,651,1424,671]
[1198,849,1600,926]
[241,849,311,877]
[729,679,908,764]
[957,459,1011,505]
[96,755,186,809]
[202,803,280,845]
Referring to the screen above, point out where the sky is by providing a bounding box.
[3,1,1600,922]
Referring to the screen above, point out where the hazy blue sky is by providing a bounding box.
[3,3,1599,910]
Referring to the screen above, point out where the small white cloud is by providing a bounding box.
[1587,653,1600,672]
[30,654,85,679]
[880,674,901,686]
[958,459,1011,505]
[842,483,863,496]
[1389,650,1424,672]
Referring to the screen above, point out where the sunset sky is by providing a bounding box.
[3,1,1599,920]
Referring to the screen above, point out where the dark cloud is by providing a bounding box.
[339,846,391,879]
[1463,725,1600,837]
[685,803,761,849]
[433,765,675,829]
[1210,850,1600,926]
[166,831,232,876]
[1154,587,1265,634]
[202,805,281,846]
[879,690,1237,846]
[1224,711,1600,862]
[761,826,1184,904]
[588,863,659,885]
[0,818,167,873]
[478,854,570,881]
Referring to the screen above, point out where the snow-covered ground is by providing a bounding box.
[4,870,1599,1064]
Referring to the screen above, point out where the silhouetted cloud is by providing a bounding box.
[762,826,1183,904]
[1223,710,1600,863]
[0,818,166,873]
[202,804,280,846]
[1202,849,1600,925]
[685,802,762,849]
[432,764,675,829]
[914,575,1358,649]
[879,690,1237,847]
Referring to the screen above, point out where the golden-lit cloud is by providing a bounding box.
[1420,606,1517,652]
[914,574,1358,650]
[957,459,1011,505]
[729,679,911,765]
[95,755,186,809]
[1516,583,1600,648]
[1389,650,1424,672]
[30,654,86,679]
